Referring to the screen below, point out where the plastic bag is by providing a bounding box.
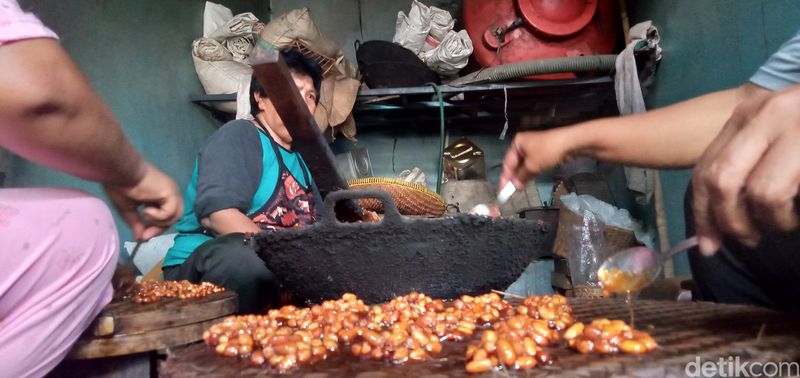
[565,210,610,288]
[394,1,471,76]
[560,193,651,246]
[399,167,428,186]
[235,74,254,120]
[123,233,178,279]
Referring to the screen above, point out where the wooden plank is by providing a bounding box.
[70,317,225,360]
[654,172,674,278]
[89,291,237,336]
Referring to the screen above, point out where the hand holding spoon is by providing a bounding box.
[598,236,699,294]
[470,182,516,217]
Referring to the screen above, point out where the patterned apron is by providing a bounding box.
[249,119,316,230]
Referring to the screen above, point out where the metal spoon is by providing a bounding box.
[597,236,699,294]
[470,182,517,217]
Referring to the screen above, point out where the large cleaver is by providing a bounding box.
[249,46,362,221]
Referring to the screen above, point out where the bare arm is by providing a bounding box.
[501,83,770,188]
[201,209,262,235]
[0,38,182,240]
[0,38,145,186]
[579,84,769,168]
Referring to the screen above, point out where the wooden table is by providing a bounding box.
[49,291,236,378]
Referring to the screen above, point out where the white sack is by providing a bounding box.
[195,3,260,114]
[427,4,454,42]
[420,4,455,53]
[203,2,233,38]
[192,53,251,113]
[192,37,232,61]
[393,0,431,54]
[235,74,253,120]
[420,30,473,76]
[210,12,259,40]
[259,8,341,62]
[225,35,254,63]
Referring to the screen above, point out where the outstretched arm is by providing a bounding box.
[500,83,769,189]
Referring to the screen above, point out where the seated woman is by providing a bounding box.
[163,49,323,313]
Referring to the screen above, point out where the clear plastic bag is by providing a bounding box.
[566,209,610,288]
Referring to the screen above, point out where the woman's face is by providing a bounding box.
[255,72,318,147]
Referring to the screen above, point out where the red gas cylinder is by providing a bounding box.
[463,0,620,74]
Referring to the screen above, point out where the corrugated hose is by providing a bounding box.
[449,54,618,86]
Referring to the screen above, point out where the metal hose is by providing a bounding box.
[450,54,618,86]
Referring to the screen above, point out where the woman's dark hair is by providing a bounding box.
[249,48,323,117]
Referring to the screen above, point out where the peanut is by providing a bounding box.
[566,319,657,355]
[465,359,493,373]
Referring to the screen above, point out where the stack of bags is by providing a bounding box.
[192,2,262,113]
[191,3,360,140]
[393,0,473,77]
[258,8,360,141]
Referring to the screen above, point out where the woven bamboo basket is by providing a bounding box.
[291,40,336,76]
[347,178,446,217]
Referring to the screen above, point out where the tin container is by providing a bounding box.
[443,137,486,181]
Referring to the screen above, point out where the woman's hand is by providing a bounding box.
[104,162,183,241]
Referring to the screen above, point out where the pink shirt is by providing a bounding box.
[0,0,57,45]
[0,4,116,378]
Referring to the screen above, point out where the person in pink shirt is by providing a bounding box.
[0,1,183,377]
